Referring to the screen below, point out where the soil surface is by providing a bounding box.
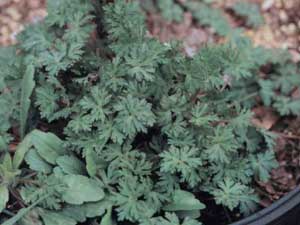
[0,0,46,46]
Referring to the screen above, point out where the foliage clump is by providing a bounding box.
[144,0,265,35]
[231,2,264,28]
[0,1,299,225]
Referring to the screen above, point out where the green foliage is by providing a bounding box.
[0,185,9,212]
[25,149,52,174]
[158,0,184,22]
[20,64,35,138]
[212,178,259,214]
[146,0,264,38]
[0,47,24,150]
[190,103,219,127]
[114,95,156,138]
[0,133,35,213]
[160,146,202,187]
[141,0,234,36]
[250,150,278,182]
[185,1,233,36]
[30,130,66,165]
[163,190,205,211]
[112,176,159,222]
[206,126,238,164]
[56,155,86,175]
[148,213,202,225]
[62,175,105,205]
[100,207,113,225]
[231,2,264,27]
[1,1,298,225]
[20,173,66,210]
[40,211,77,225]
[226,35,300,116]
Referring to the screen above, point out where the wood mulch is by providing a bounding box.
[0,0,46,46]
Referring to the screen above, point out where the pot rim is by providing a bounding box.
[231,186,300,225]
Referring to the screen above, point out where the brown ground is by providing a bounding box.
[148,0,300,61]
[0,0,46,46]
[246,0,300,61]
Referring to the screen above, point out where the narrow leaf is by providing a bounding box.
[86,149,97,177]
[13,133,32,169]
[20,64,35,138]
[100,206,113,225]
[0,185,9,212]
[2,153,13,171]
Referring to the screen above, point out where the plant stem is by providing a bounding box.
[2,209,15,217]
[223,206,232,223]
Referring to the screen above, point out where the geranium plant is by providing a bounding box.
[1,1,299,225]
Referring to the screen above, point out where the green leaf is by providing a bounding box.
[273,97,300,116]
[61,199,109,222]
[20,64,35,138]
[114,95,156,138]
[158,0,183,22]
[30,130,66,164]
[13,133,32,169]
[61,205,86,223]
[260,129,277,150]
[100,206,113,225]
[40,211,76,225]
[176,210,201,219]
[160,146,202,187]
[86,149,97,177]
[2,153,13,171]
[212,178,259,212]
[185,2,232,36]
[206,126,238,164]
[232,2,264,27]
[0,136,8,152]
[84,200,109,218]
[190,103,218,127]
[250,150,278,182]
[0,153,19,184]
[164,190,205,211]
[62,175,105,205]
[153,213,202,225]
[24,149,52,173]
[258,79,274,106]
[35,85,60,120]
[78,87,112,123]
[56,155,86,175]
[0,185,9,212]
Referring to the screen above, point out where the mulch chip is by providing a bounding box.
[0,0,46,46]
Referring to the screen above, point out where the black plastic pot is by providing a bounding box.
[231,186,300,225]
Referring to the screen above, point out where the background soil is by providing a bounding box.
[0,0,46,46]
[0,0,300,214]
[0,0,299,55]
